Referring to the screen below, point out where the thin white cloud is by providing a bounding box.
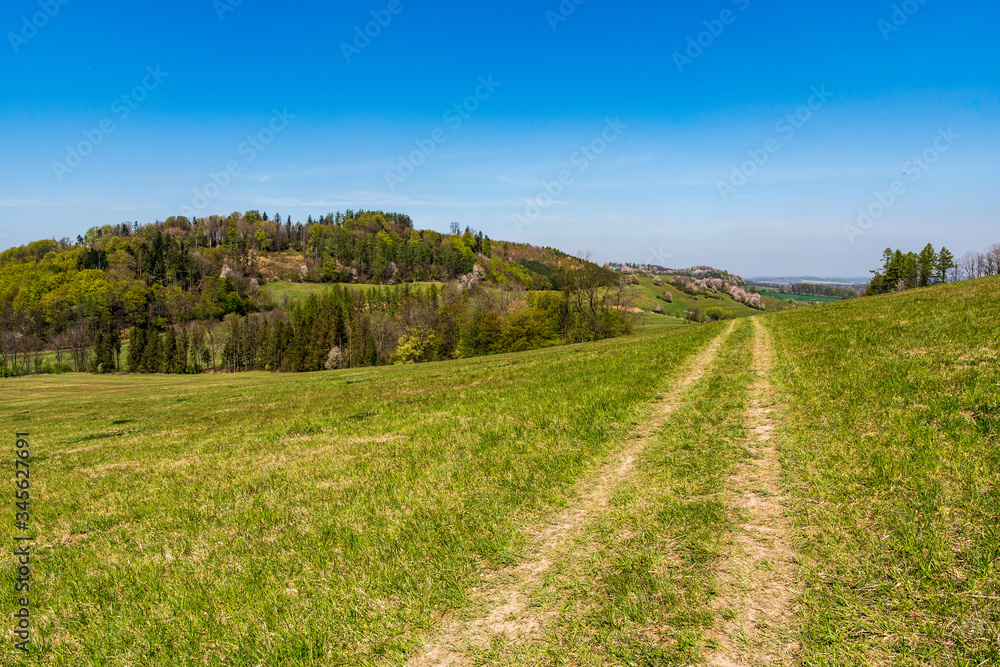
[0,196,155,210]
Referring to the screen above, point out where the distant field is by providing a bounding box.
[758,288,841,303]
[798,279,858,286]
[751,277,868,287]
[261,277,787,321]
[28,342,133,373]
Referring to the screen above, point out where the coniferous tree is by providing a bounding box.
[917,243,938,287]
[142,331,161,373]
[177,328,190,373]
[127,327,146,373]
[937,247,955,283]
[162,328,177,374]
[91,330,105,373]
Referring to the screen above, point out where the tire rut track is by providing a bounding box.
[407,322,736,667]
[708,317,799,667]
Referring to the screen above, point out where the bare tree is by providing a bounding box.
[30,336,44,374]
[67,323,91,372]
[948,262,961,283]
[372,313,398,362]
[204,322,222,371]
[13,333,36,375]
[958,251,979,280]
[52,334,67,372]
[0,331,12,372]
[988,243,1000,276]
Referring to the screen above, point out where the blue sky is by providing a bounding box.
[1,0,997,277]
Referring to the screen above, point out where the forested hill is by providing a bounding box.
[0,210,638,375]
[0,210,580,328]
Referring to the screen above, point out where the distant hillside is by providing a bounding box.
[749,275,869,285]
[1,209,782,377]
[0,211,634,375]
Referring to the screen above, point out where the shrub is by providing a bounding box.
[685,306,704,323]
[704,306,734,321]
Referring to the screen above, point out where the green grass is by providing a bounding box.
[262,281,443,303]
[635,311,690,331]
[767,276,1000,666]
[11,341,133,374]
[758,288,841,304]
[6,274,998,666]
[1,325,718,666]
[476,319,758,665]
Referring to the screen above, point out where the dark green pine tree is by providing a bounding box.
[917,243,938,287]
[143,331,161,374]
[162,328,177,374]
[937,247,955,283]
[89,328,116,373]
[91,330,105,373]
[177,329,189,374]
[104,328,121,372]
[128,327,146,373]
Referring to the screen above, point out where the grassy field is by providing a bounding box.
[768,276,1000,665]
[4,277,998,665]
[476,319,759,665]
[1,324,721,665]
[262,281,444,304]
[758,288,841,304]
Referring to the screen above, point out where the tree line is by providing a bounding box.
[867,244,956,295]
[954,242,1000,281]
[121,269,635,375]
[788,283,857,299]
[0,210,594,376]
[865,241,1000,296]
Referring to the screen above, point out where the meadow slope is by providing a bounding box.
[2,276,998,666]
[1,324,721,665]
[767,276,1000,665]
